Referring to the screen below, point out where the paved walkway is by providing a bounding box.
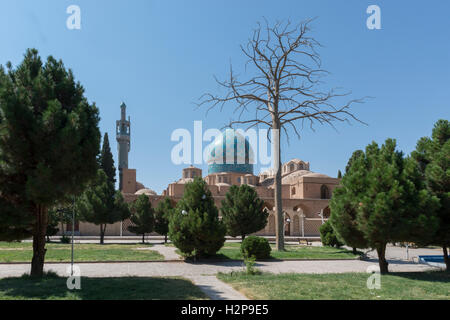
[1,243,442,300]
[148,244,181,260]
[0,259,436,279]
[187,275,248,300]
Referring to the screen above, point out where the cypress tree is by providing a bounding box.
[99,132,116,186]
[0,49,100,277]
[221,184,268,241]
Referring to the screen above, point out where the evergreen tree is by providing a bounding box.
[99,132,116,186]
[330,151,369,254]
[412,119,450,271]
[76,170,130,244]
[127,194,154,243]
[168,177,226,258]
[221,184,268,240]
[337,170,342,179]
[0,49,100,277]
[331,139,439,273]
[345,150,364,173]
[154,197,173,243]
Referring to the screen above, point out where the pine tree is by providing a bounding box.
[154,197,173,243]
[76,170,130,244]
[221,184,268,241]
[412,119,450,271]
[168,177,226,258]
[0,49,100,277]
[330,151,369,254]
[337,170,342,179]
[331,139,439,273]
[99,132,116,186]
[345,150,364,173]
[127,194,154,243]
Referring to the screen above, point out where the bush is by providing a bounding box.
[60,235,71,244]
[320,220,343,248]
[241,236,271,259]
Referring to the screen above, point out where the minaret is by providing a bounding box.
[116,102,130,191]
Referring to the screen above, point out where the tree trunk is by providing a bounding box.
[164,235,167,244]
[31,205,48,277]
[242,234,246,242]
[443,246,449,272]
[100,224,105,244]
[376,244,389,274]
[142,234,145,244]
[353,247,357,255]
[272,122,284,251]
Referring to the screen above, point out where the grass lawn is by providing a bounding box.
[0,242,164,263]
[0,274,208,300]
[217,271,450,300]
[174,242,359,260]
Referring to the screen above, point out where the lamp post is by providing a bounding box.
[285,217,291,237]
[318,209,324,224]
[71,197,75,276]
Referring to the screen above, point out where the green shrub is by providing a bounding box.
[241,236,271,259]
[60,235,71,244]
[320,220,343,248]
[244,256,260,275]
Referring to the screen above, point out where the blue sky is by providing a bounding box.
[1,0,449,193]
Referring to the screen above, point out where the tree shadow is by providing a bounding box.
[387,271,450,284]
[0,275,207,300]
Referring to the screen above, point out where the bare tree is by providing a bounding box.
[198,19,366,251]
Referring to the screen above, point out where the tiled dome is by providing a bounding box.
[206,129,254,174]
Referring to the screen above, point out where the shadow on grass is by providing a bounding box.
[0,274,207,300]
[388,271,450,283]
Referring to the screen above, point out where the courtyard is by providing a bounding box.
[0,239,446,300]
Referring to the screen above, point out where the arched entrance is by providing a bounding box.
[284,212,291,236]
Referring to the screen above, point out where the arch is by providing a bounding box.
[284,212,291,236]
[293,204,306,213]
[321,185,330,199]
[263,201,274,211]
[291,187,296,196]
[289,163,295,172]
[322,206,331,218]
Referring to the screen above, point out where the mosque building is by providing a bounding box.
[77,103,340,238]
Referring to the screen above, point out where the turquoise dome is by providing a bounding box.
[207,129,254,174]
